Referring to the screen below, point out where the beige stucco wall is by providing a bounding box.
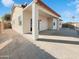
[23,8,61,33]
[23,8,49,33]
[38,4,60,30]
[23,9,32,33]
[12,7,23,34]
[39,15,48,31]
[12,6,50,34]
[12,4,61,34]
[48,18,52,29]
[48,18,62,30]
[58,20,62,29]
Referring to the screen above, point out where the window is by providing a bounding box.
[53,22,55,26]
[18,16,22,26]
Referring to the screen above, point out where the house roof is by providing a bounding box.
[12,0,61,17]
[36,0,61,17]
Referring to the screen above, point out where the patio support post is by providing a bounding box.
[32,1,39,40]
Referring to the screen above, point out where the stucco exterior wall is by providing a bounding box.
[48,18,52,29]
[58,20,62,29]
[23,9,49,33]
[39,15,48,31]
[23,9,32,33]
[12,7,23,34]
[52,19,62,30]
[23,9,61,33]
[12,4,61,34]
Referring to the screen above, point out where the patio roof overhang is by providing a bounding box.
[23,0,61,18]
[36,0,61,17]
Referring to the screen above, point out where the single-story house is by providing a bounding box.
[64,22,79,30]
[11,0,62,40]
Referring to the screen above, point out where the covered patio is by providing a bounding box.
[23,0,61,40]
[23,0,79,41]
[1,29,79,59]
[23,28,79,43]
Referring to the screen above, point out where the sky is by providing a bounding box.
[0,0,79,22]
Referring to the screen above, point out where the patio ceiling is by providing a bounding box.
[23,4,51,19]
[36,0,61,17]
[23,1,60,18]
[39,10,51,18]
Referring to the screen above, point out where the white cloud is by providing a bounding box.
[75,0,79,14]
[63,11,73,18]
[67,0,79,14]
[76,4,79,7]
[1,0,14,7]
[75,0,79,3]
[76,5,79,12]
[76,8,79,12]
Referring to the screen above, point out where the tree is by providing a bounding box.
[3,14,11,21]
[2,14,12,29]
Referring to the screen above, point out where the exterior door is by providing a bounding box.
[52,19,57,30]
[30,19,32,31]
[30,19,40,32]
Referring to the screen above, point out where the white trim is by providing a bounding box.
[39,6,59,18]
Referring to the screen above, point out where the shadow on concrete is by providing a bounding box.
[39,29,79,38]
[37,38,79,45]
[0,32,56,59]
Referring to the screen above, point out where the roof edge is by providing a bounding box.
[36,0,61,17]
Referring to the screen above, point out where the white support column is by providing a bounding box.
[32,2,39,40]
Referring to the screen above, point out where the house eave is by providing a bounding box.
[36,0,61,17]
[12,0,61,18]
[23,0,61,17]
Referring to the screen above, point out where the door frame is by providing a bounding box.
[30,19,40,32]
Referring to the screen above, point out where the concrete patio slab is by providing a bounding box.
[0,29,79,59]
[22,28,79,59]
[0,29,56,59]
